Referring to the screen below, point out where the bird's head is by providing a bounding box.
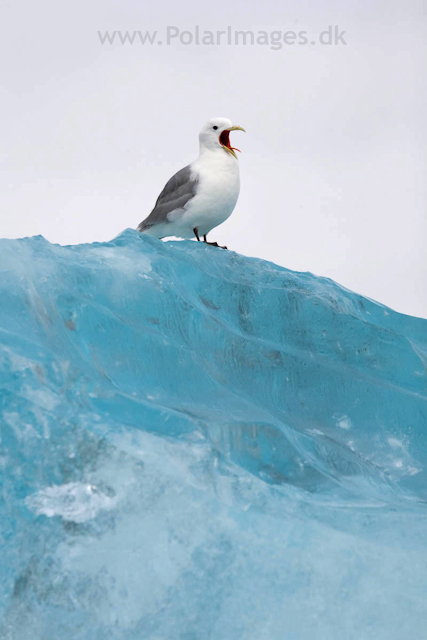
[199,117,246,159]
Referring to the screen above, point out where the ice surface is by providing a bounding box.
[0,229,426,639]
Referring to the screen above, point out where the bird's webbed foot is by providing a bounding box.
[203,235,227,250]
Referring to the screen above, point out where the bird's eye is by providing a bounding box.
[213,126,218,130]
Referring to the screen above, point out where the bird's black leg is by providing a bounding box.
[193,227,201,241]
[203,235,227,250]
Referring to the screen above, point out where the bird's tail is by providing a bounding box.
[137,222,163,238]
[137,221,149,233]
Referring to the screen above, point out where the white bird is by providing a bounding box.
[137,117,245,249]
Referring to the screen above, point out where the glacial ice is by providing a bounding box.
[0,229,426,639]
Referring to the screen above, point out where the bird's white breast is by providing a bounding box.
[168,150,240,237]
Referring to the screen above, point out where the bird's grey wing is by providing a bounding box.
[137,165,199,231]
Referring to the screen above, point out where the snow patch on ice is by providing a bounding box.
[25,482,117,523]
[336,415,352,430]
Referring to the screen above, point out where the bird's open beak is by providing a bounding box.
[219,125,246,159]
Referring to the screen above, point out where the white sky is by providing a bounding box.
[1,0,426,318]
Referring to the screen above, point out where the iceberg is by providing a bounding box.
[0,229,426,639]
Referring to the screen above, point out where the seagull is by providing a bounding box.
[137,117,245,249]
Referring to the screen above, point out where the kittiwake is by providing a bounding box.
[137,117,245,249]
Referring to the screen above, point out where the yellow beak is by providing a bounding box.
[221,125,246,159]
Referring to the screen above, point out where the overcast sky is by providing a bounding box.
[1,0,426,318]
